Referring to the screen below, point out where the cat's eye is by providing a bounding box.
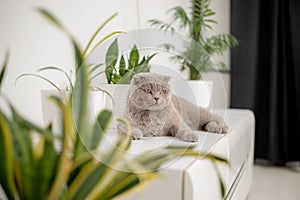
[161,89,167,94]
[144,89,151,94]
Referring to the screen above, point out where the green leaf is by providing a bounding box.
[105,39,119,83]
[83,12,118,56]
[9,118,34,199]
[46,96,75,200]
[88,63,104,76]
[37,66,73,90]
[117,70,135,84]
[119,55,126,76]
[112,73,121,84]
[72,60,89,157]
[90,109,113,150]
[168,6,191,29]
[32,137,59,200]
[86,31,124,59]
[133,64,150,74]
[129,45,139,69]
[0,112,17,200]
[37,8,65,32]
[72,38,84,74]
[0,51,9,89]
[148,19,175,32]
[105,38,119,68]
[15,73,61,91]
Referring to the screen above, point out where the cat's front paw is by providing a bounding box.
[182,131,199,142]
[131,127,144,140]
[205,121,228,134]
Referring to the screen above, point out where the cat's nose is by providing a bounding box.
[154,97,159,101]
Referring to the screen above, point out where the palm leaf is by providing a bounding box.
[168,6,191,29]
[148,19,175,32]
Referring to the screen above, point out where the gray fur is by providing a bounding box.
[119,73,228,142]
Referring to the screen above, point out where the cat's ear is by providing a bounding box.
[131,74,144,85]
[161,75,172,83]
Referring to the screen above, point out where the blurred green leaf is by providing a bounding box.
[129,45,139,69]
[0,112,17,200]
[37,66,73,90]
[0,51,9,88]
[105,38,119,83]
[83,12,118,56]
[119,55,126,76]
[37,8,66,32]
[90,109,113,150]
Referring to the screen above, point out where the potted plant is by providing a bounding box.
[0,50,228,200]
[149,0,238,107]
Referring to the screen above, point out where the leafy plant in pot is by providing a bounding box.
[149,0,238,107]
[0,50,228,199]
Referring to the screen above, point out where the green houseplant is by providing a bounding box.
[105,38,157,84]
[149,0,238,80]
[0,49,229,199]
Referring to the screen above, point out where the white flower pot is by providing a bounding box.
[170,80,213,108]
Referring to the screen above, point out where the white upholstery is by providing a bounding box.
[118,109,255,200]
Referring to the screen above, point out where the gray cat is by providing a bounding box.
[119,73,228,142]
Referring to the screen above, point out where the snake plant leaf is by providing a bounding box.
[84,130,132,200]
[117,70,135,84]
[9,104,56,141]
[133,64,150,74]
[90,109,113,150]
[32,137,59,200]
[0,112,17,200]
[46,96,75,200]
[72,58,90,157]
[68,129,132,200]
[129,45,139,69]
[0,51,9,88]
[9,119,35,199]
[105,38,119,83]
[119,55,126,76]
[112,73,121,84]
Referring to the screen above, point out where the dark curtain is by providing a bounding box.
[231,0,300,163]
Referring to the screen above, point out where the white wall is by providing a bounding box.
[0,0,230,125]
